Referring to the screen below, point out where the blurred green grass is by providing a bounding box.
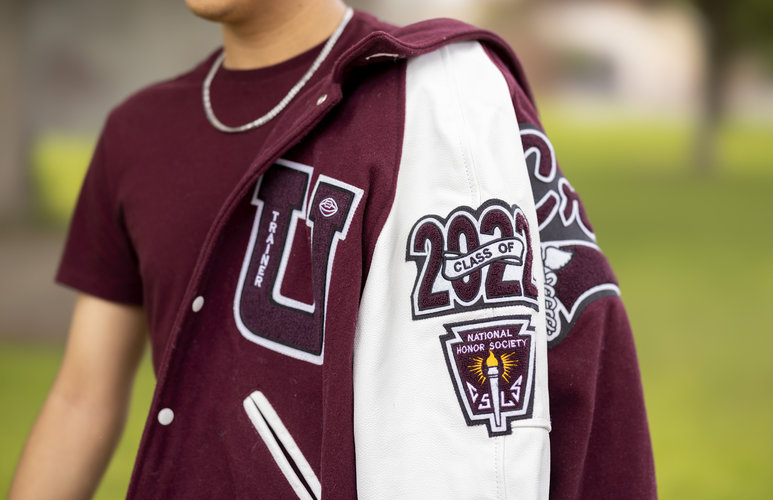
[4,116,773,498]
[30,134,95,224]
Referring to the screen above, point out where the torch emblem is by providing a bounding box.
[440,316,536,436]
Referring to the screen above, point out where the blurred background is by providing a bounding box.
[1,0,772,497]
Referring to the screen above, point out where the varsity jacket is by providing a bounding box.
[58,11,655,499]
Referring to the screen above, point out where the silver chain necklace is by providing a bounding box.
[202,7,354,134]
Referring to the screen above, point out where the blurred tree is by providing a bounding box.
[681,0,773,173]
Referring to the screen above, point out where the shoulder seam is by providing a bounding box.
[441,42,483,207]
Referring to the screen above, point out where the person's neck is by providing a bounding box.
[221,1,347,70]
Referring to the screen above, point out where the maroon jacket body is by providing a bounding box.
[58,10,655,499]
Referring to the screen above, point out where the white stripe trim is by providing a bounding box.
[243,391,322,500]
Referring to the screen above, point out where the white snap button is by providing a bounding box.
[316,94,327,106]
[192,296,204,312]
[158,408,174,426]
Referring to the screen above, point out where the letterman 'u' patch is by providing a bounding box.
[440,316,536,436]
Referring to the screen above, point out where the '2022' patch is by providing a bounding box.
[440,316,536,436]
[406,199,539,319]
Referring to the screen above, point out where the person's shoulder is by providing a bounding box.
[103,50,219,130]
[347,10,529,91]
[353,9,484,42]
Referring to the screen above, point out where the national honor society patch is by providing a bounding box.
[440,316,536,436]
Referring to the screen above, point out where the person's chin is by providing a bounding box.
[185,0,239,23]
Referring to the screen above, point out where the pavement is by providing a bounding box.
[0,226,75,343]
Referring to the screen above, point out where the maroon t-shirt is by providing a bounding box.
[57,30,363,367]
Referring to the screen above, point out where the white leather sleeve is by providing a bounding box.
[354,41,550,499]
